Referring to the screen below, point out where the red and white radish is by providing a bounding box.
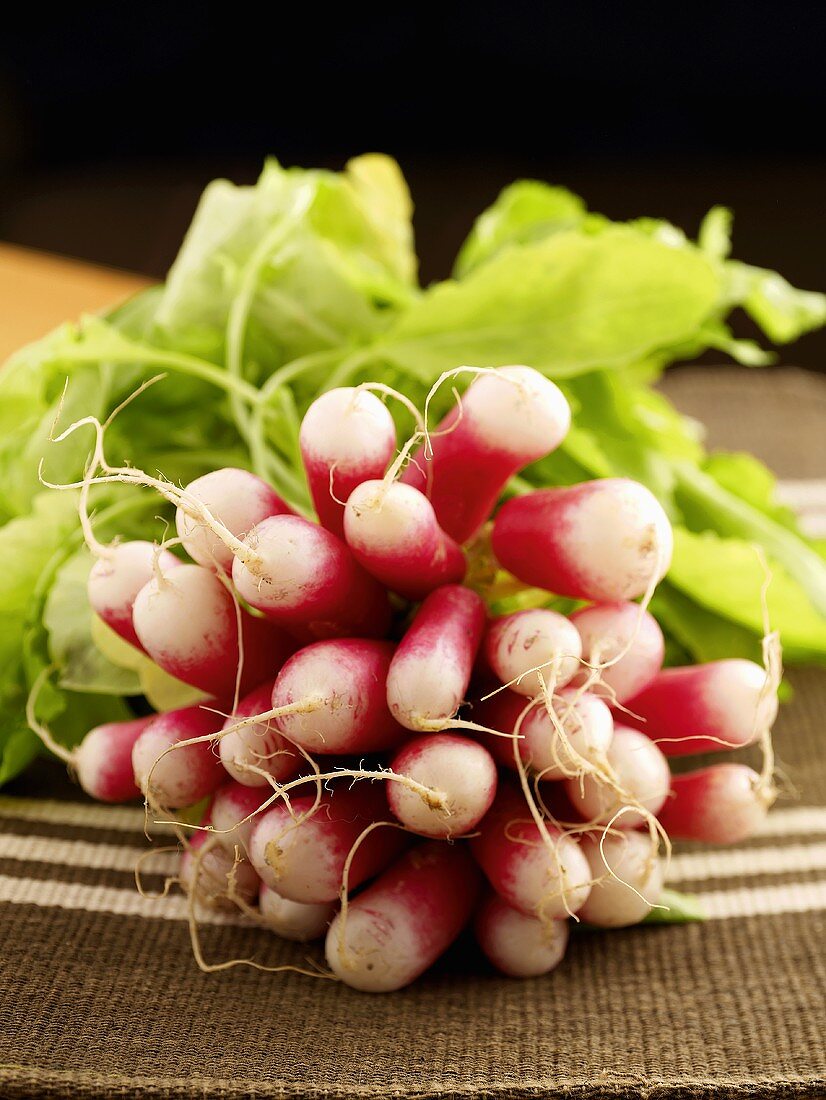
[209,780,271,852]
[387,733,497,837]
[231,514,391,640]
[176,467,291,572]
[386,585,486,731]
[272,639,405,755]
[483,608,582,696]
[492,478,673,601]
[565,725,670,828]
[577,829,664,927]
[343,481,465,600]
[569,601,665,703]
[133,562,293,697]
[88,541,179,651]
[179,831,259,909]
[325,840,482,992]
[477,688,614,780]
[300,387,397,538]
[259,883,336,942]
[403,366,571,544]
[132,704,225,808]
[248,784,405,903]
[219,679,302,787]
[470,784,592,921]
[475,893,569,977]
[74,716,152,803]
[623,660,778,756]
[658,764,771,844]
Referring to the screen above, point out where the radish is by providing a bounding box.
[74,716,152,802]
[325,840,482,992]
[386,585,486,731]
[231,514,391,640]
[343,481,465,600]
[248,785,405,903]
[492,478,673,601]
[403,366,571,543]
[483,608,582,696]
[132,562,294,697]
[179,831,259,909]
[209,781,271,852]
[387,733,498,837]
[477,688,613,780]
[176,467,291,572]
[88,541,179,651]
[623,660,778,756]
[569,601,665,702]
[565,725,670,828]
[300,387,397,538]
[219,679,302,787]
[258,883,336,942]
[132,704,225,807]
[658,764,771,844]
[577,829,664,927]
[475,893,569,977]
[470,784,592,920]
[272,639,406,755]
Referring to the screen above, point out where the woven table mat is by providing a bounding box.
[0,367,825,1099]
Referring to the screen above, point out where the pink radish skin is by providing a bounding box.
[565,725,670,828]
[475,894,569,978]
[248,785,406,904]
[477,689,614,780]
[471,784,592,921]
[231,515,391,640]
[569,601,665,703]
[179,831,259,910]
[483,608,582,697]
[273,639,406,755]
[403,366,571,544]
[88,541,179,651]
[132,563,294,697]
[259,883,336,942]
[176,467,291,573]
[325,840,482,992]
[209,781,271,853]
[75,717,152,802]
[343,481,466,600]
[658,764,769,844]
[577,830,664,927]
[623,660,778,756]
[219,680,302,788]
[132,704,225,808]
[300,388,397,538]
[386,586,486,731]
[387,733,498,838]
[492,478,673,601]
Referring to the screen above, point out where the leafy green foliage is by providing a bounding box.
[1,158,824,784]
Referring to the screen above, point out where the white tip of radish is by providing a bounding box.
[702,659,780,743]
[577,830,664,928]
[388,734,498,838]
[527,690,614,779]
[219,681,301,787]
[345,480,434,554]
[566,725,670,827]
[179,834,259,910]
[259,883,336,942]
[176,467,289,572]
[131,707,224,808]
[459,366,571,459]
[209,781,270,853]
[75,717,150,803]
[475,894,569,977]
[659,764,771,844]
[300,388,396,471]
[570,601,665,703]
[485,608,582,696]
[88,541,179,650]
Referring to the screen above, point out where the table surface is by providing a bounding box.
[1,247,825,1099]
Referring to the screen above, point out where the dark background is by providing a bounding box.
[2,3,825,367]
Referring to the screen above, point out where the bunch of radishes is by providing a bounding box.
[49,366,777,992]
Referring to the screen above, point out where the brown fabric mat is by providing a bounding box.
[1,368,825,1099]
